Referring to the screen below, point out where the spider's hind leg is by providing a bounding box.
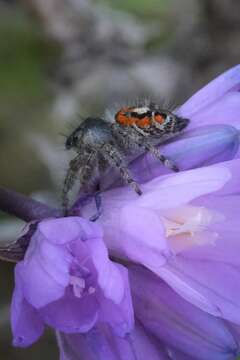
[62,155,82,215]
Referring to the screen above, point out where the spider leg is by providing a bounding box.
[139,141,179,172]
[89,186,102,222]
[62,151,97,215]
[62,154,82,215]
[100,143,142,196]
[120,124,179,172]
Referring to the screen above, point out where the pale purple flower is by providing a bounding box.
[11,217,134,347]
[178,64,240,131]
[129,265,239,360]
[82,159,240,324]
[56,265,239,360]
[7,65,240,359]
[57,322,170,360]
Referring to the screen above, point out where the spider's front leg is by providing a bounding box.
[131,125,179,172]
[100,143,142,196]
[138,139,179,172]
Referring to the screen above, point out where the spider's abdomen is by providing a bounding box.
[66,117,113,151]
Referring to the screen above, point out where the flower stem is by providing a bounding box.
[0,187,61,263]
[0,187,60,222]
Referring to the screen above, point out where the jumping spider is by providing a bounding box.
[63,102,190,217]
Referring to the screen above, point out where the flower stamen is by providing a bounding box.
[161,205,224,253]
[70,276,86,298]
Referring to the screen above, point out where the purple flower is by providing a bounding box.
[83,159,240,324]
[57,322,170,360]
[7,65,240,359]
[11,217,134,347]
[178,64,240,131]
[56,266,239,360]
[129,265,239,359]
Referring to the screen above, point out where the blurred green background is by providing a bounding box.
[0,0,240,358]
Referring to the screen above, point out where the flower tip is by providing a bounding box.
[164,124,240,171]
[13,336,29,348]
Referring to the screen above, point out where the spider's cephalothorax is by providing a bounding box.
[63,105,189,214]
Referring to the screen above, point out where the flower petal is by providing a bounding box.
[85,233,125,304]
[98,264,134,336]
[11,269,44,347]
[128,125,239,184]
[39,217,102,245]
[158,250,240,325]
[130,265,239,359]
[137,164,231,210]
[57,322,168,360]
[17,237,71,308]
[178,64,240,119]
[188,92,240,131]
[39,288,99,333]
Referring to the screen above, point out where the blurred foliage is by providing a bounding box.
[0,7,59,356]
[102,0,176,50]
[0,6,59,194]
[101,0,170,18]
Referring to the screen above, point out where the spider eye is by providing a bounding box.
[167,114,176,122]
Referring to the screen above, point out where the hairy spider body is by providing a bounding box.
[63,103,190,214]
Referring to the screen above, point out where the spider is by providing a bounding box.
[62,102,190,217]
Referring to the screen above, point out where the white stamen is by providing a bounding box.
[161,205,224,253]
[70,276,86,298]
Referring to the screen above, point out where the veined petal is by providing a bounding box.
[103,206,168,265]
[188,92,240,131]
[86,233,125,304]
[137,164,231,210]
[130,265,239,360]
[17,237,72,308]
[178,64,240,119]
[158,252,240,325]
[98,264,134,337]
[57,322,168,360]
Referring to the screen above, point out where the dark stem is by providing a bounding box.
[0,187,61,262]
[0,187,61,222]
